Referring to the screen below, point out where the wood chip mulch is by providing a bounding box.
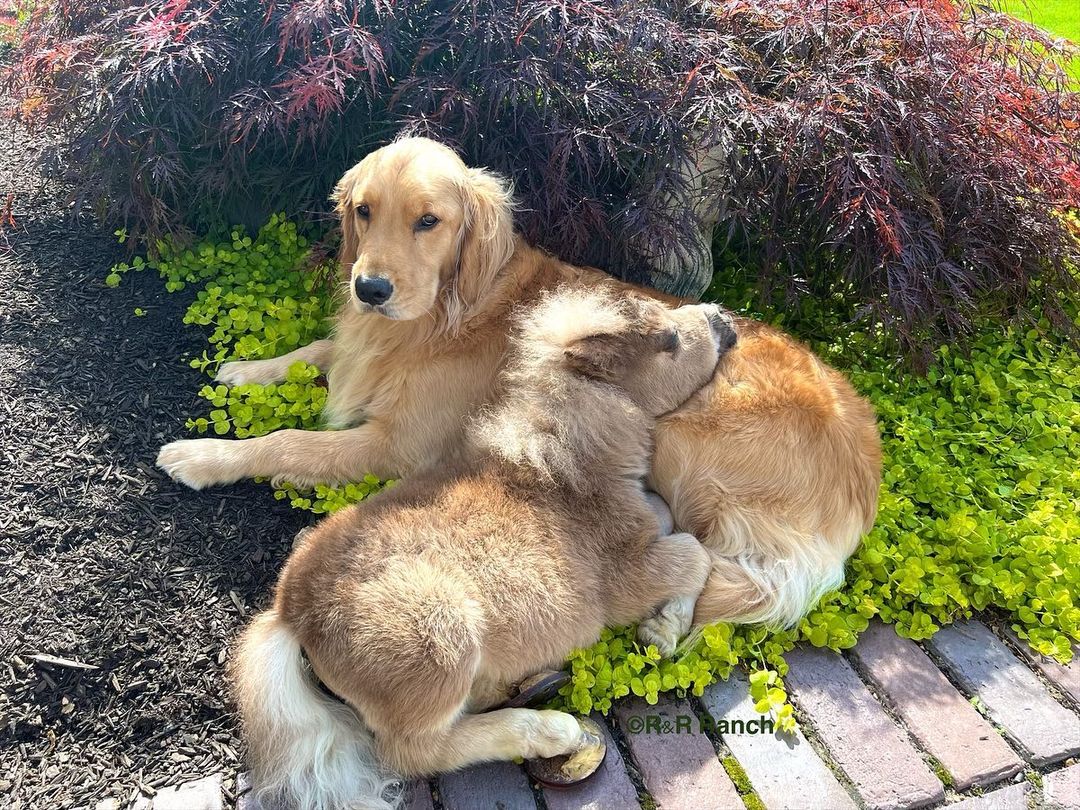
[0,123,307,809]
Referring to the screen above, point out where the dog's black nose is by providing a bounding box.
[354,276,393,306]
[706,305,738,353]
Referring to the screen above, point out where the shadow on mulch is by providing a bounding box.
[1,126,306,809]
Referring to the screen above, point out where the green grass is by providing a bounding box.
[1002,0,1080,42]
[1000,0,1080,80]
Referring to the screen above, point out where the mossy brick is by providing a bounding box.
[926,621,1080,766]
[784,646,944,810]
[439,760,536,810]
[850,621,1022,790]
[403,779,436,810]
[1002,626,1080,710]
[1043,762,1080,809]
[614,694,740,809]
[946,782,1031,810]
[699,669,856,810]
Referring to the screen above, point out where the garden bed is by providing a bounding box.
[0,125,305,809]
[3,119,1079,810]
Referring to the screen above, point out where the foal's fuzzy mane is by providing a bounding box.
[470,286,652,491]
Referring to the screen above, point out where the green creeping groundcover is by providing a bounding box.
[110,217,1080,728]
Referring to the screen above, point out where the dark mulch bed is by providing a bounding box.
[0,125,306,809]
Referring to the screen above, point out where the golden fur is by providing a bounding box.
[231,288,735,810]
[157,137,882,629]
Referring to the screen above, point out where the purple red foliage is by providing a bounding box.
[5,0,1080,352]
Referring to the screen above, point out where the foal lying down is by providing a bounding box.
[231,287,737,810]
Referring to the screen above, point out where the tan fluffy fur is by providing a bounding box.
[230,288,733,810]
[158,137,881,629]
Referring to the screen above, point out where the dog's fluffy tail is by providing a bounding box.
[232,610,400,810]
[691,538,848,628]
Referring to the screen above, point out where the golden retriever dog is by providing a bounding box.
[232,287,738,810]
[158,137,881,634]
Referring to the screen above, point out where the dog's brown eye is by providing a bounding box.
[660,328,680,354]
[357,204,370,219]
[417,213,439,230]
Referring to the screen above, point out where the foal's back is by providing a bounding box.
[276,460,648,683]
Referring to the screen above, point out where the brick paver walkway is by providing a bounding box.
[124,619,1080,810]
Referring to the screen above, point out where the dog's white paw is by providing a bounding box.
[636,595,697,658]
[215,359,283,386]
[157,439,237,490]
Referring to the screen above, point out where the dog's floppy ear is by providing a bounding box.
[563,333,628,382]
[451,167,516,321]
[332,164,363,279]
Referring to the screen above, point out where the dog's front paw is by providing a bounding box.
[636,595,697,658]
[157,439,238,490]
[269,471,324,491]
[215,359,282,386]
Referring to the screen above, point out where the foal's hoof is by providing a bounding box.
[501,670,571,709]
[525,717,606,787]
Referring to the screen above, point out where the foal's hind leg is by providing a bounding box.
[629,532,712,656]
[466,676,514,711]
[384,708,598,777]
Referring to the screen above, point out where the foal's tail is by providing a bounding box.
[231,610,400,810]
